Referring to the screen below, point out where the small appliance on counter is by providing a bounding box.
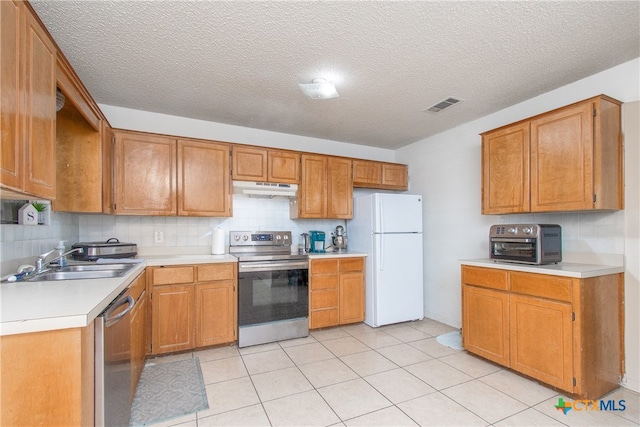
[309,230,326,253]
[331,225,348,252]
[299,233,310,254]
[489,224,562,265]
[71,238,137,261]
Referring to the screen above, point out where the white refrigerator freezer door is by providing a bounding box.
[369,232,424,327]
[373,193,422,233]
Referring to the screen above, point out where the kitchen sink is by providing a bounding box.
[28,263,136,281]
[57,264,133,272]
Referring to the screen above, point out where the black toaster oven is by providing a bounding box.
[490,224,562,265]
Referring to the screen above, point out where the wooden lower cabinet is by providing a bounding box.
[149,263,237,355]
[0,325,95,427]
[461,265,623,399]
[309,257,365,329]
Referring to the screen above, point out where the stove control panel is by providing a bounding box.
[230,231,292,247]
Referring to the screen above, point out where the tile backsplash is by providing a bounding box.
[77,196,344,253]
[0,194,625,274]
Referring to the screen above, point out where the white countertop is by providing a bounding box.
[0,262,146,336]
[0,255,239,337]
[460,259,624,278]
[308,251,367,259]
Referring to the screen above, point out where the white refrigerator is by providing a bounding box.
[348,193,424,327]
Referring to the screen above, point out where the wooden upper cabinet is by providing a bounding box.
[114,131,177,215]
[482,121,530,214]
[531,96,622,212]
[353,160,408,190]
[268,150,299,183]
[53,56,104,213]
[298,154,328,218]
[102,122,115,213]
[353,160,382,186]
[381,163,408,189]
[233,145,299,183]
[297,154,353,219]
[1,1,57,199]
[481,95,622,214]
[1,0,22,192]
[232,146,267,181]
[178,139,230,216]
[112,130,231,216]
[327,157,353,218]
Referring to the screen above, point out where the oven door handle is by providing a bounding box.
[239,261,308,272]
[491,238,536,243]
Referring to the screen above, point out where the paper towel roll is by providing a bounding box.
[211,229,226,255]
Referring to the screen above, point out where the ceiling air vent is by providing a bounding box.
[424,97,463,113]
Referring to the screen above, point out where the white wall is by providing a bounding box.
[99,104,395,162]
[396,58,640,392]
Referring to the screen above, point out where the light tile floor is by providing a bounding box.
[144,318,639,426]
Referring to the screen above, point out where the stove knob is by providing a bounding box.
[233,234,240,241]
[508,227,517,234]
[522,226,533,234]
[242,234,249,241]
[283,234,289,241]
[275,235,282,242]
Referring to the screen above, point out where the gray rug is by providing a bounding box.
[436,330,464,350]
[130,358,208,426]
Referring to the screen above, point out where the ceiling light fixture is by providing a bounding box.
[298,78,339,99]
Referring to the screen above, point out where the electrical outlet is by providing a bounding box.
[154,231,164,243]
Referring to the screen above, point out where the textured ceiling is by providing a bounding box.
[31,1,639,149]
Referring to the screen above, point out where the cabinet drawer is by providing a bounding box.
[462,266,508,291]
[311,259,339,274]
[310,309,339,329]
[311,290,339,310]
[311,274,339,290]
[197,263,235,282]
[340,257,364,272]
[151,266,195,285]
[510,272,573,302]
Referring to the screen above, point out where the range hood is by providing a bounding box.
[232,181,298,198]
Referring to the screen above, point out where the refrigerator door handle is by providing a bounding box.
[377,197,384,233]
[379,233,384,271]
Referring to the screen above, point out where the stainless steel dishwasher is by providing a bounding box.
[95,288,135,427]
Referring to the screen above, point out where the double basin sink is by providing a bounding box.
[28,263,136,282]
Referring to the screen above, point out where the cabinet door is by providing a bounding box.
[232,146,267,181]
[21,6,57,199]
[509,294,573,391]
[339,271,364,324]
[482,122,530,214]
[327,157,353,219]
[462,285,510,366]
[151,284,194,354]
[352,160,382,187]
[114,131,177,215]
[268,150,299,183]
[530,101,594,212]
[298,154,327,218]
[381,163,408,190]
[178,139,231,216]
[1,0,22,191]
[195,281,236,347]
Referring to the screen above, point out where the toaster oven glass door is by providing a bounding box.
[490,238,537,263]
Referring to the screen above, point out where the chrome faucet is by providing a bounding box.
[35,248,82,273]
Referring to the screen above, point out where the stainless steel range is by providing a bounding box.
[230,231,309,347]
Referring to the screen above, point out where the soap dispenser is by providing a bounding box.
[56,240,68,267]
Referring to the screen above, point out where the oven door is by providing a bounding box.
[238,260,309,327]
[490,237,538,264]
